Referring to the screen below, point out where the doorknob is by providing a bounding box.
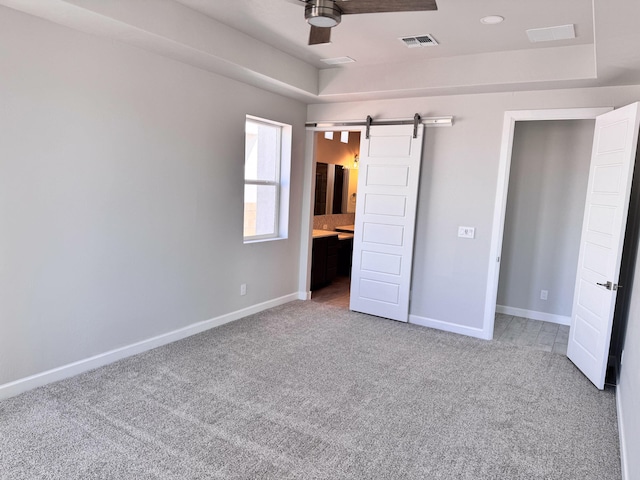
[596,281,618,291]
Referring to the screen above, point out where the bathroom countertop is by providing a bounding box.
[312,229,340,239]
[334,225,355,233]
[312,229,353,241]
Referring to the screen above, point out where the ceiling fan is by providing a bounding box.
[297,0,438,45]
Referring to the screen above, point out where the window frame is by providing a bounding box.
[243,115,291,243]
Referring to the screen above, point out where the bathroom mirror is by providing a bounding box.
[314,131,360,216]
[314,163,349,215]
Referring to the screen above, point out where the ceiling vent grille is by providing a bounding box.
[400,34,438,48]
[526,24,575,43]
[321,56,356,65]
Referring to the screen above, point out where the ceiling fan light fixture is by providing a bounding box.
[305,0,342,28]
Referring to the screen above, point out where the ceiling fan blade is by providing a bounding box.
[339,0,437,15]
[309,26,332,45]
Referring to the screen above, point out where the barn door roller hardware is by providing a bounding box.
[306,114,453,139]
[364,113,421,139]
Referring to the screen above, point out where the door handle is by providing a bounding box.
[596,281,618,291]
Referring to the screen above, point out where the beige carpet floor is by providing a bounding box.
[0,301,620,479]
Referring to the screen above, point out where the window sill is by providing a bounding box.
[243,236,288,245]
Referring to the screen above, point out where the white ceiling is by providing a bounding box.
[2,0,640,103]
[174,0,594,68]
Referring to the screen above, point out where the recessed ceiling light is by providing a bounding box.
[480,15,504,25]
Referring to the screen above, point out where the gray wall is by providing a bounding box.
[497,120,594,317]
[308,89,640,330]
[619,245,640,479]
[0,8,307,386]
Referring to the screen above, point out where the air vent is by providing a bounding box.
[526,24,575,43]
[400,34,438,48]
[321,56,356,65]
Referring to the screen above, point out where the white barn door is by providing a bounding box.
[350,124,424,322]
[568,102,640,389]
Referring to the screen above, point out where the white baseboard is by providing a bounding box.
[409,314,491,340]
[0,293,300,401]
[298,290,311,300]
[496,305,571,326]
[617,383,629,480]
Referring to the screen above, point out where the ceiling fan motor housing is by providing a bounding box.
[305,0,342,28]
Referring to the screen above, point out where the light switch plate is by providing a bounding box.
[458,226,475,239]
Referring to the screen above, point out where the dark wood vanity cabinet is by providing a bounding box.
[311,234,339,290]
[338,237,353,276]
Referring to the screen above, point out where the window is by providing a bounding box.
[243,116,291,242]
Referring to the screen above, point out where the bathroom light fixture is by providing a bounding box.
[353,154,359,169]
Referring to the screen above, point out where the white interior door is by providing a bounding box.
[350,124,424,322]
[568,102,640,389]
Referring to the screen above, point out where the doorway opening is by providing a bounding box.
[484,107,611,341]
[484,105,640,390]
[310,130,361,308]
[494,119,595,353]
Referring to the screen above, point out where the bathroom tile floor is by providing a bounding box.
[312,280,570,356]
[310,276,351,309]
[494,313,570,355]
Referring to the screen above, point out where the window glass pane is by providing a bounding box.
[245,120,279,182]
[244,184,277,238]
[243,115,290,242]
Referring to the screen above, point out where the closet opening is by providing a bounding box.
[494,119,595,354]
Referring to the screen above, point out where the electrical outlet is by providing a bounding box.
[323,224,328,230]
[240,283,247,296]
[540,290,548,300]
[458,226,475,239]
